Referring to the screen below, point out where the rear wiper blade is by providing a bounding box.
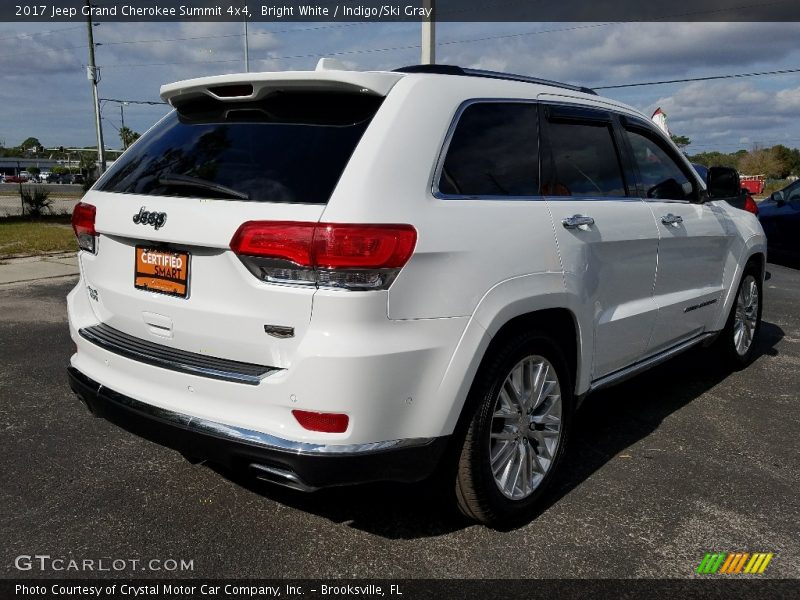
[157,173,249,200]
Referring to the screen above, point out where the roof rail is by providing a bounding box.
[393,64,597,96]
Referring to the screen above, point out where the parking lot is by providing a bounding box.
[1,265,798,579]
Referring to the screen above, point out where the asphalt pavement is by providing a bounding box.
[1,266,798,579]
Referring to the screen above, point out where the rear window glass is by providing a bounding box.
[97,91,382,204]
[437,102,539,197]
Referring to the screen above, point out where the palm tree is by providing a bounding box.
[119,127,140,150]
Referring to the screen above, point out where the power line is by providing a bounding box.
[0,43,88,60]
[98,23,619,69]
[99,97,166,105]
[96,22,371,48]
[595,68,800,89]
[0,25,83,42]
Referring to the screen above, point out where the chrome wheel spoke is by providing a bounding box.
[531,432,553,460]
[492,408,517,421]
[512,444,526,494]
[490,430,517,441]
[530,447,545,475]
[491,440,516,474]
[503,378,525,414]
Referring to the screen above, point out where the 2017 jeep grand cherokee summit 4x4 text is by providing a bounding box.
[67,62,766,526]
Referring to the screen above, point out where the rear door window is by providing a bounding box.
[543,114,627,198]
[437,102,539,197]
[97,91,383,204]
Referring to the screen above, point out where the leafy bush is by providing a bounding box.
[21,186,53,216]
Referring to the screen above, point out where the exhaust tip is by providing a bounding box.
[249,463,318,493]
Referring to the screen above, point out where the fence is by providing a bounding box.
[0,184,83,217]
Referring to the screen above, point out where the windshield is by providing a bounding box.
[97,91,383,204]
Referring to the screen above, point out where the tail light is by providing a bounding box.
[292,410,349,433]
[230,221,417,291]
[71,202,97,253]
[744,194,759,216]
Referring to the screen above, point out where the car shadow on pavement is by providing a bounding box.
[212,320,784,539]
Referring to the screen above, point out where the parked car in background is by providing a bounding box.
[4,175,28,184]
[758,179,800,266]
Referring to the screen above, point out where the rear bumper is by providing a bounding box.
[67,367,449,491]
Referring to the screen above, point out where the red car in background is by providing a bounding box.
[2,175,28,184]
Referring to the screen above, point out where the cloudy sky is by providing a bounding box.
[0,21,799,153]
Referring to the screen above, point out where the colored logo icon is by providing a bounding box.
[697,552,774,574]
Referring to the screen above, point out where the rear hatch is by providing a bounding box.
[78,72,398,370]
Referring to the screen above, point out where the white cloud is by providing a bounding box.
[1,21,799,151]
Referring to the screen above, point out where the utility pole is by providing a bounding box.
[119,102,129,149]
[421,0,435,64]
[85,0,106,174]
[16,159,23,215]
[243,16,250,72]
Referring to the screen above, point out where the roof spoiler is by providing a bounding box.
[161,62,404,107]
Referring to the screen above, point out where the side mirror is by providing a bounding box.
[707,166,740,199]
[770,191,785,206]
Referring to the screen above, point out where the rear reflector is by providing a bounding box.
[71,202,97,253]
[292,410,349,433]
[230,221,417,290]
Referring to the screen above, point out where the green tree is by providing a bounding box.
[738,147,786,178]
[670,134,691,150]
[772,145,800,177]
[119,127,140,150]
[687,151,738,169]
[18,137,43,154]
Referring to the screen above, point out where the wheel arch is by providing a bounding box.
[435,274,590,439]
[713,237,767,332]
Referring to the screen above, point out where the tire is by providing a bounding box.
[714,263,763,369]
[455,331,573,526]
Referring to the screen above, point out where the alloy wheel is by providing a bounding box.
[733,274,759,356]
[489,355,563,500]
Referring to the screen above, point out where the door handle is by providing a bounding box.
[562,214,595,229]
[661,213,683,226]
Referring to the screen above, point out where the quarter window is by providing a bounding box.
[437,102,539,197]
[625,129,695,201]
[545,120,626,197]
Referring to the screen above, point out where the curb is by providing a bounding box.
[1,250,77,261]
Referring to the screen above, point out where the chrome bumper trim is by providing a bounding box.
[79,323,278,386]
[96,384,434,456]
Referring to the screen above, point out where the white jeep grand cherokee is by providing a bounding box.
[67,62,766,525]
